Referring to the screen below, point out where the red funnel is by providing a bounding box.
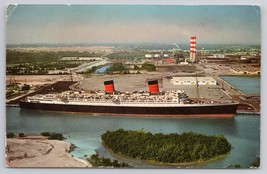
[104,80,115,93]
[148,80,159,93]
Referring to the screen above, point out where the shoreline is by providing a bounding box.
[6,136,92,168]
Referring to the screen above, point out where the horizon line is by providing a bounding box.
[6,42,261,46]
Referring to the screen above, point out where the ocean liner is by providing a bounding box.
[19,80,239,117]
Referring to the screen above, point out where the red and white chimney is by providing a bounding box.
[104,80,115,93]
[148,80,159,93]
[190,36,197,62]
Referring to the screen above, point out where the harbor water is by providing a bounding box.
[95,65,110,73]
[6,76,261,168]
[220,75,260,95]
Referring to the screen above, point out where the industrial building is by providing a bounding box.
[206,54,225,58]
[230,65,260,75]
[171,77,197,85]
[197,77,217,85]
[144,54,170,58]
[171,77,217,85]
[144,36,197,64]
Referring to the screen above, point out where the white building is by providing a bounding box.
[163,54,169,57]
[213,54,225,58]
[171,77,197,85]
[171,77,216,85]
[197,77,217,85]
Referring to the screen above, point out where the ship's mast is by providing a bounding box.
[195,74,200,102]
[70,70,73,82]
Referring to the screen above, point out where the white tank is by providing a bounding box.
[145,54,153,58]
[163,54,169,57]
[154,54,160,58]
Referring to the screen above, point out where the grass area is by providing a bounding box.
[106,51,145,61]
[6,50,104,75]
[6,50,103,64]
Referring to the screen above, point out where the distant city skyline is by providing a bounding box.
[6,5,261,45]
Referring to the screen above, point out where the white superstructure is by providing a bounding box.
[25,90,236,108]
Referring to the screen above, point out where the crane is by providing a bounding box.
[173,43,184,63]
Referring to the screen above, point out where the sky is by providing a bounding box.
[6,5,261,45]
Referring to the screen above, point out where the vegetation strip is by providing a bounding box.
[101,129,231,165]
[86,154,131,168]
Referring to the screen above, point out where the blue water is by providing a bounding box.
[6,107,260,168]
[95,65,110,73]
[220,76,260,95]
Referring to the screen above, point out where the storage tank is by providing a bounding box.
[154,54,160,58]
[145,54,153,58]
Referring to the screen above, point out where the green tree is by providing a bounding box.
[227,164,242,168]
[41,132,51,136]
[141,63,156,71]
[250,157,260,168]
[87,153,131,168]
[48,133,64,140]
[106,63,127,74]
[19,133,25,137]
[6,132,15,138]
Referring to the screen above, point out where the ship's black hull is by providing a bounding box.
[19,101,238,117]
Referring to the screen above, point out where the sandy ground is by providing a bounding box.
[7,75,69,86]
[6,137,92,168]
[6,74,83,86]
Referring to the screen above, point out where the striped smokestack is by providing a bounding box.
[190,36,197,62]
[148,80,159,93]
[104,80,115,93]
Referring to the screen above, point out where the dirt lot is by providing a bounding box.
[6,74,83,86]
[6,136,91,167]
[156,64,197,73]
[77,74,163,92]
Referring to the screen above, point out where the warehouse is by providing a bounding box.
[171,77,216,85]
[197,77,217,85]
[230,66,260,75]
[171,77,197,85]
